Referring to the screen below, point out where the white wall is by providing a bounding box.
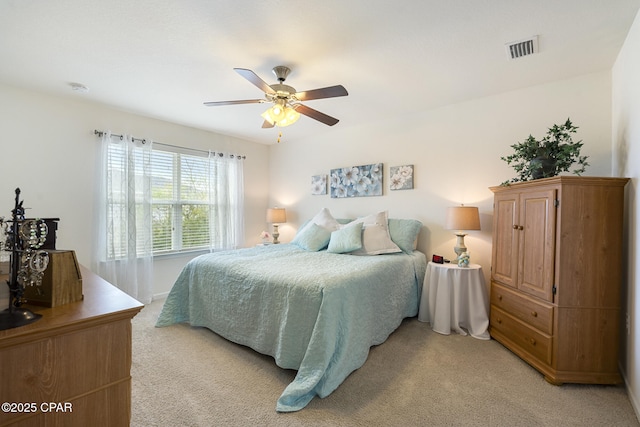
[0,70,616,301]
[613,8,640,419]
[269,71,613,285]
[0,83,270,299]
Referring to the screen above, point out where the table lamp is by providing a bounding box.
[266,207,287,244]
[445,205,480,258]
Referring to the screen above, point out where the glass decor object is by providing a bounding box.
[0,188,50,330]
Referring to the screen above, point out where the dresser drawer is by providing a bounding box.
[490,306,553,366]
[491,281,553,334]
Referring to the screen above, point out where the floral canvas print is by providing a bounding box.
[311,175,327,195]
[330,163,383,198]
[390,165,414,190]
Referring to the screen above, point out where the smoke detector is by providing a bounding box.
[69,82,89,93]
[505,36,539,60]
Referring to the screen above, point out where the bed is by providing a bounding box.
[156,209,426,412]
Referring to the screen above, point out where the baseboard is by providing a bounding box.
[620,362,640,422]
[152,291,169,301]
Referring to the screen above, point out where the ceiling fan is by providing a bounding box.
[204,66,348,128]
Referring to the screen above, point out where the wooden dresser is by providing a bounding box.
[489,176,628,385]
[0,266,143,426]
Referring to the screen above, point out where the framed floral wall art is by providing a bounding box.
[311,175,327,195]
[390,165,414,190]
[330,163,383,198]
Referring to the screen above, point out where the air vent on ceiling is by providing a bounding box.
[505,36,538,60]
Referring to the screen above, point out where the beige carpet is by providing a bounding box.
[131,299,639,426]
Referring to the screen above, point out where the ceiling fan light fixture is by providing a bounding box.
[261,105,280,124]
[261,112,275,126]
[205,66,347,128]
[278,106,300,127]
[261,103,300,127]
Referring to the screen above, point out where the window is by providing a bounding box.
[104,141,152,260]
[104,140,244,258]
[151,149,214,254]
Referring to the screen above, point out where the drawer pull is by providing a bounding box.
[498,295,503,301]
[530,338,536,345]
[531,311,538,317]
[518,225,524,230]
[513,225,518,229]
[496,318,502,324]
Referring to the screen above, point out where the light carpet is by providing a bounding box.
[131,298,639,426]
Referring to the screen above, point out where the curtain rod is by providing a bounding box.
[93,129,246,159]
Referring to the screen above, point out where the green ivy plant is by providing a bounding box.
[501,118,589,185]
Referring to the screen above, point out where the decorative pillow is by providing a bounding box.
[297,218,351,237]
[350,224,401,255]
[350,211,401,255]
[327,222,363,253]
[291,222,332,251]
[388,218,422,253]
[296,219,311,236]
[352,211,387,227]
[296,208,341,237]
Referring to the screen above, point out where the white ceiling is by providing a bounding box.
[1,0,639,145]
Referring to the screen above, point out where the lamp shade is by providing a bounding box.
[266,207,287,224]
[445,206,480,231]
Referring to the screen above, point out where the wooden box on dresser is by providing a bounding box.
[0,266,143,426]
[489,176,629,385]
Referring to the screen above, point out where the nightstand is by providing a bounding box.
[418,261,490,339]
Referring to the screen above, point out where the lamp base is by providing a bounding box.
[453,232,467,258]
[0,307,42,330]
[272,224,280,244]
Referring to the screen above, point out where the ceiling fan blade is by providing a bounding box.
[203,99,264,106]
[234,68,276,95]
[294,104,340,126]
[294,85,348,101]
[262,120,275,128]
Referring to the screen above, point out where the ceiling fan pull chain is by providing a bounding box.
[277,131,282,143]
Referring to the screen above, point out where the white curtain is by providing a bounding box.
[209,153,245,251]
[93,131,153,304]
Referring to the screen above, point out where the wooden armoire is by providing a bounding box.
[489,176,628,384]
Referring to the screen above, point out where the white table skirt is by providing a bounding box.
[418,262,490,340]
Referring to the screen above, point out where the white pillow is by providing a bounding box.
[298,208,341,235]
[351,211,401,255]
[351,211,386,227]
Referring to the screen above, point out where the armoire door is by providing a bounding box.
[517,189,557,302]
[491,191,519,288]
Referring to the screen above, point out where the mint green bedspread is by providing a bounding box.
[156,244,426,412]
